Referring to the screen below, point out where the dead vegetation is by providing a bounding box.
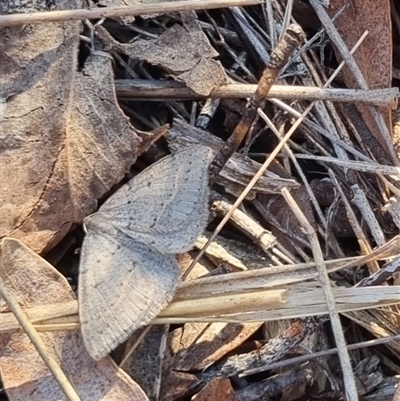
[1,0,400,400]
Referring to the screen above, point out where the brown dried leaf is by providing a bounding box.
[329,0,392,92]
[168,322,263,371]
[1,10,140,252]
[160,370,199,401]
[195,378,236,401]
[328,0,393,155]
[0,238,149,401]
[123,12,227,96]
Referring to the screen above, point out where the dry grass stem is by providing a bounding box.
[115,80,398,107]
[281,188,360,400]
[294,155,400,176]
[0,0,262,27]
[2,282,399,332]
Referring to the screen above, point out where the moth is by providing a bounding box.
[78,146,212,359]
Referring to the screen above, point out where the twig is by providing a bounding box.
[0,277,81,401]
[202,318,318,379]
[211,199,277,252]
[351,184,386,246]
[293,155,400,176]
[328,169,379,273]
[241,334,400,376]
[115,79,398,107]
[280,0,294,37]
[209,23,304,182]
[0,0,262,27]
[357,257,400,287]
[281,188,359,401]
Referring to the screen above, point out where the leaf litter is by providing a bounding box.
[101,10,229,96]
[0,238,150,401]
[1,0,400,401]
[0,0,140,253]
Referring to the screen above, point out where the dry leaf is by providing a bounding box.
[328,0,393,156]
[0,238,149,401]
[122,325,169,401]
[1,8,140,252]
[96,0,137,23]
[195,378,236,401]
[123,12,227,96]
[168,322,263,371]
[160,370,199,401]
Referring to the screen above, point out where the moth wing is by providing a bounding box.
[99,146,212,254]
[78,228,180,360]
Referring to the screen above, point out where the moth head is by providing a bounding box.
[83,213,115,236]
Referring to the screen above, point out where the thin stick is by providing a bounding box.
[0,277,81,401]
[241,334,400,376]
[293,155,400,175]
[209,24,304,182]
[212,199,277,252]
[115,80,398,107]
[281,188,359,401]
[328,169,378,272]
[0,0,262,27]
[393,377,400,401]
